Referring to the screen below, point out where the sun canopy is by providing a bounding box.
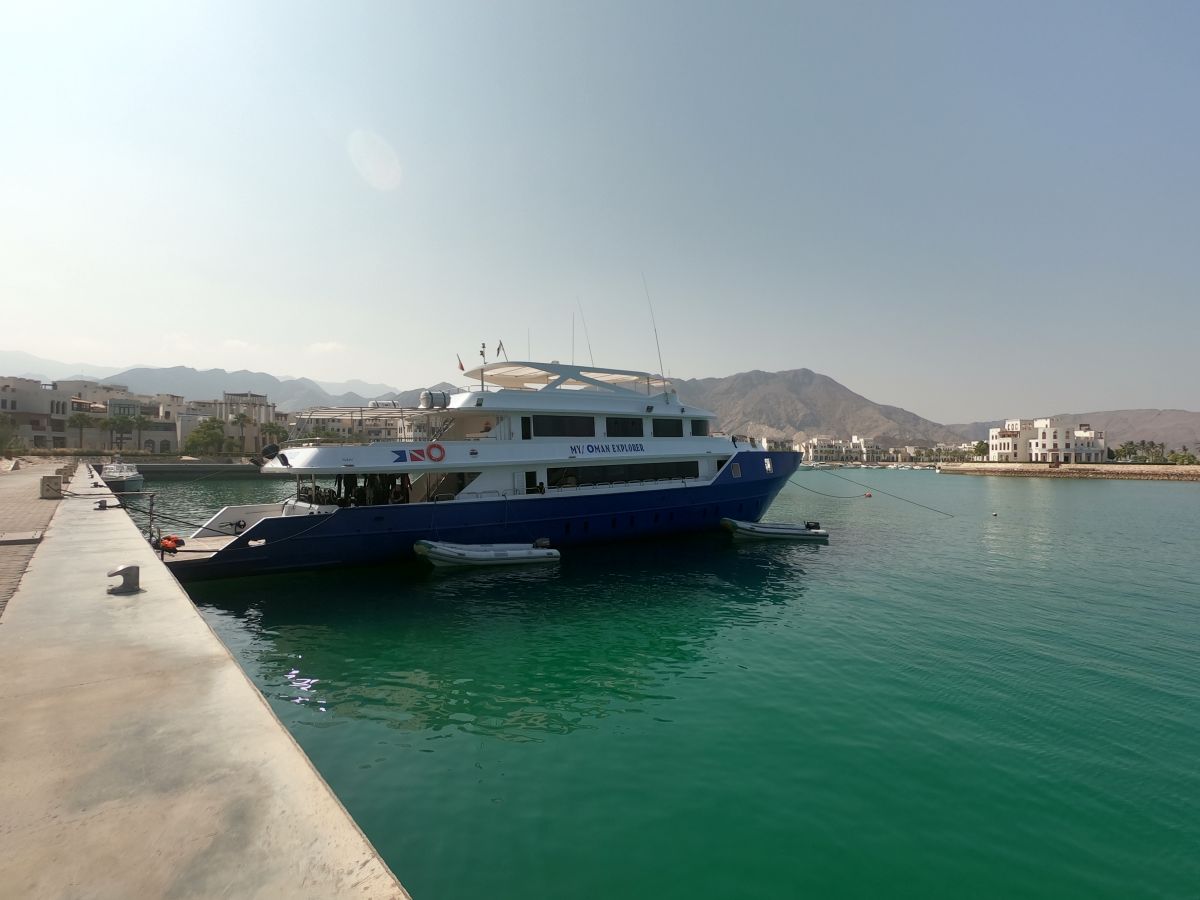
[462,361,671,394]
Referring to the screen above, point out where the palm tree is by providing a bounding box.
[230,412,254,452]
[67,412,95,448]
[0,412,16,454]
[108,415,134,451]
[260,422,288,445]
[132,415,153,452]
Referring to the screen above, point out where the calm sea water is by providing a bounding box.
[155,471,1200,900]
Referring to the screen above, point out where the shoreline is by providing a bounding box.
[937,462,1200,482]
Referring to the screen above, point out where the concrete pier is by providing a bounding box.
[0,457,62,618]
[938,461,1200,481]
[0,463,409,898]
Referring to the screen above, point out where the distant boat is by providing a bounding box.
[721,518,829,541]
[414,539,560,567]
[100,461,144,492]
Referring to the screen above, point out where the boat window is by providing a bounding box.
[532,415,595,437]
[521,416,532,440]
[427,470,481,501]
[716,457,729,470]
[731,463,742,478]
[606,417,644,438]
[546,459,699,487]
[690,419,710,436]
[652,418,684,438]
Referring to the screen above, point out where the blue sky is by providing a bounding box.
[2,1,1196,422]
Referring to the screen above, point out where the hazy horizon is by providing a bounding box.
[3,1,1197,422]
[5,345,1197,430]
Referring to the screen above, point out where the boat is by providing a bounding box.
[99,461,144,492]
[414,538,560,567]
[167,359,801,580]
[720,517,829,541]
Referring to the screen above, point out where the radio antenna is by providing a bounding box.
[641,272,667,399]
[577,297,595,367]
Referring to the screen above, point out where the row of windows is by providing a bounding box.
[0,398,14,410]
[528,414,710,439]
[546,460,701,488]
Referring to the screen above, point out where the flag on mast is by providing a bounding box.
[456,353,464,371]
[496,339,507,360]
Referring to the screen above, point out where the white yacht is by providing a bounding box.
[169,361,800,580]
[99,461,144,492]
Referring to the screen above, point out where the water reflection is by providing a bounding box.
[189,534,816,740]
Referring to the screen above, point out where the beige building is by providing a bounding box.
[989,416,1107,463]
[0,375,286,454]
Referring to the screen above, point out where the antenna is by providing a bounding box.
[571,311,575,365]
[641,272,667,400]
[577,297,595,367]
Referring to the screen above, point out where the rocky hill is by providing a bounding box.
[94,366,363,411]
[0,349,128,381]
[86,362,967,443]
[9,349,1194,446]
[675,369,965,446]
[94,365,454,412]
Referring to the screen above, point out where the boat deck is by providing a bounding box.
[169,535,237,561]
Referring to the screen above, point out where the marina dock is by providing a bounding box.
[938,461,1200,481]
[0,462,408,898]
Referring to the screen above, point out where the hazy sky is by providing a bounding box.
[2,1,1197,423]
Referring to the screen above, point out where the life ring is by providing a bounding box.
[426,443,446,463]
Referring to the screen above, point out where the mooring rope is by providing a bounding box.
[787,478,866,499]
[813,468,955,518]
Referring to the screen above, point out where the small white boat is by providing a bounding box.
[413,539,561,567]
[720,518,829,541]
[100,461,144,492]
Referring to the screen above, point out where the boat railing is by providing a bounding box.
[458,489,504,501]
[548,476,692,493]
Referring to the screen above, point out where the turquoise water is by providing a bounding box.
[170,472,1200,899]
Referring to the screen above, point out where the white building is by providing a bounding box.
[803,435,848,464]
[801,434,885,463]
[988,417,1107,463]
[987,419,1037,462]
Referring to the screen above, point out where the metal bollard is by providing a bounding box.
[107,565,141,595]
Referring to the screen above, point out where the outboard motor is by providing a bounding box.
[261,443,280,460]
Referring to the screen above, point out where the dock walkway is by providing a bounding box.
[0,457,62,618]
[0,463,408,898]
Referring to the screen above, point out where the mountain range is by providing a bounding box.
[673,369,967,446]
[3,349,1198,446]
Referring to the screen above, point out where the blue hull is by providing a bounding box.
[168,451,799,581]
